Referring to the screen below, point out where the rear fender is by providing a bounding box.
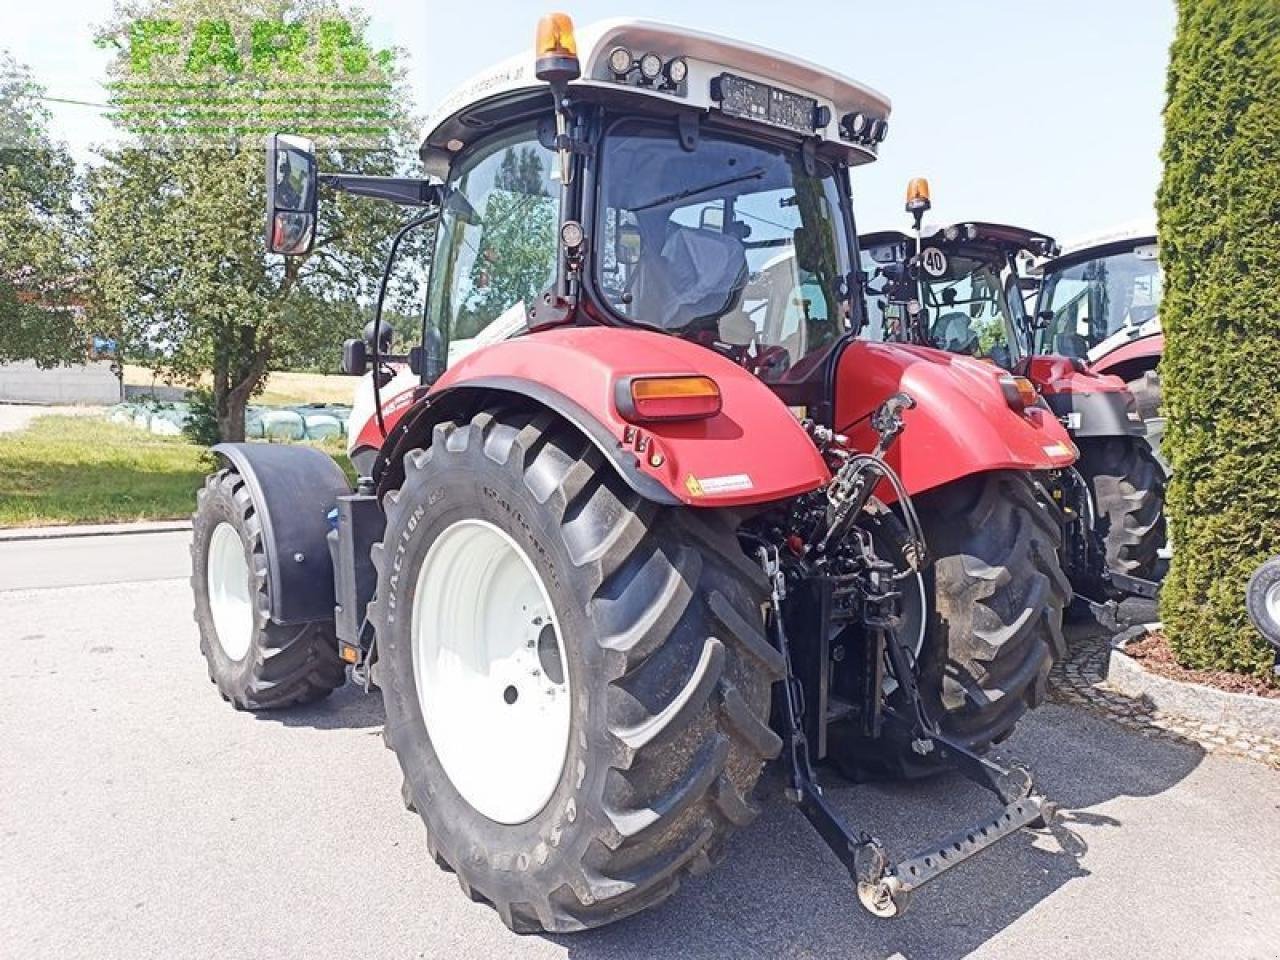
[377,326,829,507]
[833,341,1076,501]
[1020,355,1144,438]
[211,443,351,625]
[1090,332,1164,383]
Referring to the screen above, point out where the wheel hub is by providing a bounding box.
[1266,581,1280,627]
[207,521,254,662]
[411,519,572,825]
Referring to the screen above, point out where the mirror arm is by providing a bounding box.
[369,212,436,439]
[319,173,443,209]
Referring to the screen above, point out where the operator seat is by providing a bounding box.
[933,312,977,354]
[631,226,749,331]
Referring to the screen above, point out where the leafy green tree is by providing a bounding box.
[1158,0,1280,677]
[0,52,86,366]
[88,0,422,440]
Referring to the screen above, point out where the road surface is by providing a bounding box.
[2,532,1278,960]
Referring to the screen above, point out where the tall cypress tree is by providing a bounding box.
[1157,0,1280,677]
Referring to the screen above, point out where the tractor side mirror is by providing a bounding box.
[341,338,368,377]
[264,134,318,255]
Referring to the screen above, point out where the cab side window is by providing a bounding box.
[426,126,559,365]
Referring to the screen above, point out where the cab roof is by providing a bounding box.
[1033,219,1158,276]
[420,18,892,178]
[860,222,1058,258]
[1055,218,1157,259]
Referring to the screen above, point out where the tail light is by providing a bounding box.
[616,375,721,422]
[999,375,1040,412]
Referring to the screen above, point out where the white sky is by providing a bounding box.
[9,0,1175,241]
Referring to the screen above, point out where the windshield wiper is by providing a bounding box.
[632,167,766,213]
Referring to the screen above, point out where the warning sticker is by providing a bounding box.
[687,473,754,497]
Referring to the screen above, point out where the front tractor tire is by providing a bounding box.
[833,471,1069,778]
[371,408,782,933]
[191,469,347,710]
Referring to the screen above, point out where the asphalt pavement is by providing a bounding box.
[2,532,1279,960]
[0,529,191,591]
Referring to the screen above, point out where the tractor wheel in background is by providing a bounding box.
[371,407,782,933]
[1128,370,1167,477]
[1075,436,1167,587]
[831,471,1069,779]
[191,469,347,710]
[1245,558,1280,652]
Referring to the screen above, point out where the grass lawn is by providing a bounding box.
[0,415,207,527]
[122,364,355,406]
[0,415,353,528]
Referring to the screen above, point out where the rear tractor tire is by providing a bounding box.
[1127,370,1167,477]
[1075,436,1167,587]
[191,469,347,710]
[831,471,1070,779]
[371,407,782,933]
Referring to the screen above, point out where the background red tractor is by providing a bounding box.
[860,201,1165,624]
[191,14,1068,929]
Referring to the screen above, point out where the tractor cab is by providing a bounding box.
[1032,224,1162,370]
[859,219,1057,371]
[415,17,891,419]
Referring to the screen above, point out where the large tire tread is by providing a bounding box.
[1076,436,1167,583]
[914,471,1069,752]
[373,406,779,932]
[191,469,346,711]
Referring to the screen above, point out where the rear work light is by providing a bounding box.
[999,375,1040,412]
[616,375,722,422]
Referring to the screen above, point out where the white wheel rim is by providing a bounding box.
[207,522,254,662]
[412,519,572,825]
[1266,582,1280,628]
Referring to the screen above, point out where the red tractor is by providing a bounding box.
[191,15,1071,929]
[860,206,1165,623]
[1032,223,1165,474]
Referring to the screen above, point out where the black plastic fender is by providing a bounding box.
[211,443,351,625]
[1042,390,1145,439]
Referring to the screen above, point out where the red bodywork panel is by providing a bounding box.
[429,327,829,507]
[834,342,1076,501]
[352,382,420,453]
[1091,333,1164,378]
[1018,355,1129,396]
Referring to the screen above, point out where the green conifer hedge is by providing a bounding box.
[1157,0,1280,677]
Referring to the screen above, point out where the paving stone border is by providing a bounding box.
[1049,630,1280,769]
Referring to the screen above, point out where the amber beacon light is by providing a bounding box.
[535,12,581,83]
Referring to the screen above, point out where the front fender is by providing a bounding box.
[834,341,1076,499]
[211,443,351,625]
[417,327,829,507]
